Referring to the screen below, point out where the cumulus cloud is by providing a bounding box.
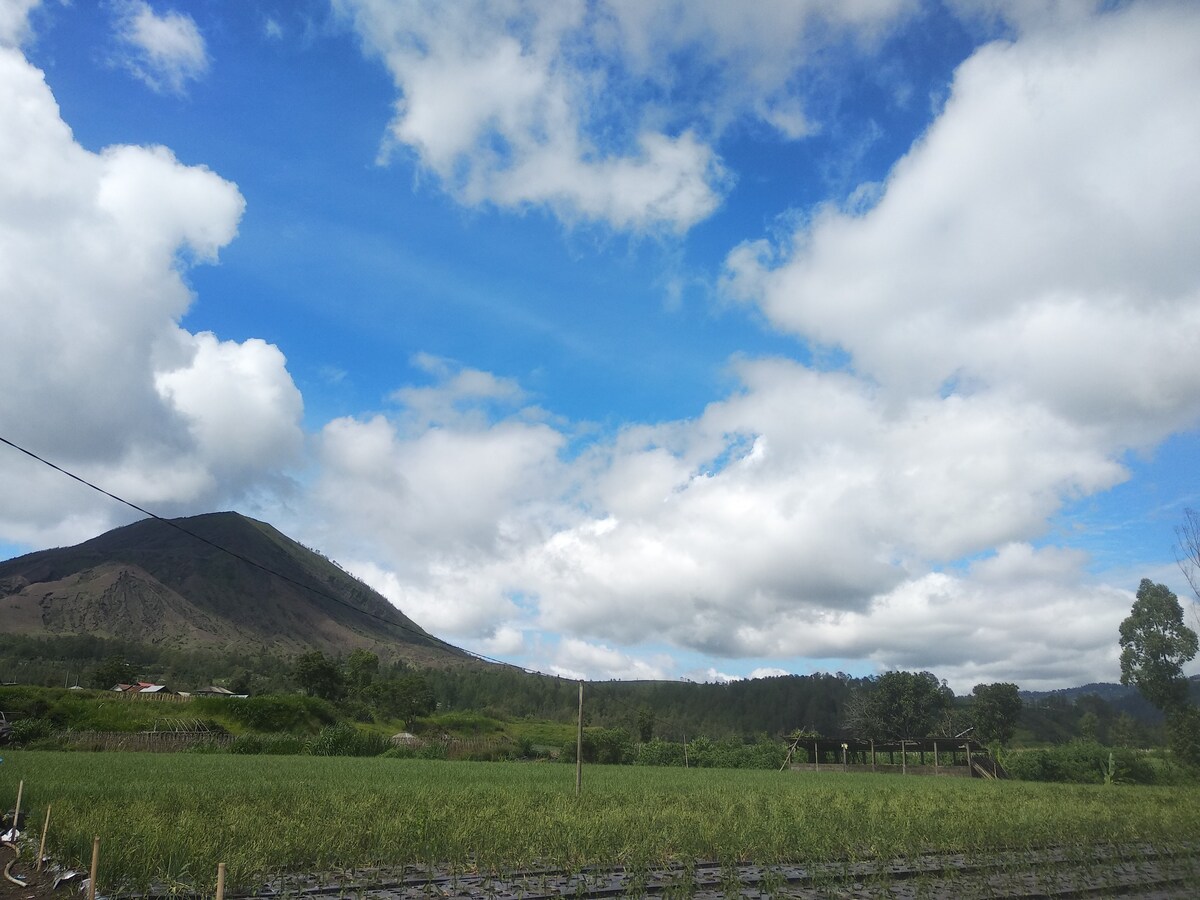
[0,0,38,48]
[114,0,209,95]
[298,360,566,639]
[723,2,1200,440]
[296,5,1200,688]
[333,0,915,232]
[765,543,1134,693]
[299,352,1131,685]
[0,43,302,547]
[5,0,1194,693]
[549,638,673,681]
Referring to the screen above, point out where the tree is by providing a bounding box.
[843,671,952,740]
[636,705,655,743]
[1118,579,1198,714]
[970,682,1022,745]
[90,654,136,689]
[1176,508,1200,608]
[374,674,436,726]
[1166,706,1200,770]
[345,649,379,693]
[294,651,345,702]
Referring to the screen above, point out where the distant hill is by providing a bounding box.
[0,512,470,667]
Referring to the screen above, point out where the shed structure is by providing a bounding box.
[786,737,1006,778]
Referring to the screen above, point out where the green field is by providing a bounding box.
[3,751,1199,894]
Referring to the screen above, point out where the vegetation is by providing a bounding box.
[1119,579,1198,713]
[842,671,952,740]
[2,752,1198,895]
[1119,578,1200,770]
[971,682,1023,745]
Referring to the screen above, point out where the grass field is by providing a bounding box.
[3,751,1199,894]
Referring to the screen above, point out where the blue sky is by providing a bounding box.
[1,0,1198,691]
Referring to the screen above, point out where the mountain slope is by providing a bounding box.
[0,512,470,666]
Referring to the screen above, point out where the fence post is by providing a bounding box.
[37,804,51,872]
[575,682,583,797]
[88,837,100,900]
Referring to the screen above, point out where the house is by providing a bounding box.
[191,686,236,697]
[109,682,181,700]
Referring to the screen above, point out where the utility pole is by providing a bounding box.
[575,681,583,797]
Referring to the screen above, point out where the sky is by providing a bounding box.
[1,0,1198,693]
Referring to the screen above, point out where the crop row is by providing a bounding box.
[3,751,1199,895]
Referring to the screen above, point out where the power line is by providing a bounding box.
[0,434,532,673]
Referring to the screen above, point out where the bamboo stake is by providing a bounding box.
[37,804,51,872]
[575,681,583,798]
[12,781,22,834]
[216,862,226,900]
[88,836,99,900]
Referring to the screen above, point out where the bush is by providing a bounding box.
[560,728,634,765]
[230,733,306,755]
[636,738,686,767]
[8,716,55,745]
[1005,741,1158,784]
[229,734,265,755]
[305,722,390,757]
[196,694,338,733]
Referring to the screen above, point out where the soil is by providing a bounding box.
[1,841,65,900]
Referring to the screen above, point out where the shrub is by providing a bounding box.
[9,716,54,745]
[305,722,390,757]
[637,738,686,767]
[195,694,338,733]
[229,735,265,755]
[1005,741,1157,784]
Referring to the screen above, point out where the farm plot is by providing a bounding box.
[2,752,1199,896]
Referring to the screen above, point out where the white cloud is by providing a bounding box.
[0,43,302,547]
[300,351,1133,686]
[549,638,673,681]
[0,0,38,48]
[155,332,305,473]
[723,2,1200,442]
[114,0,209,95]
[5,0,1194,696]
[334,0,916,232]
[600,0,916,134]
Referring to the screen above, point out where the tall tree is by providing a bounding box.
[1119,579,1198,714]
[1176,508,1200,608]
[844,671,951,740]
[345,649,379,693]
[90,654,136,689]
[970,682,1022,745]
[294,651,345,702]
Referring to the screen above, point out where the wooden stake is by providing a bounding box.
[88,837,100,900]
[12,781,22,833]
[37,804,51,872]
[216,862,226,900]
[575,681,583,797]
[683,735,689,769]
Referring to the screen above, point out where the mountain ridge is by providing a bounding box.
[0,511,471,667]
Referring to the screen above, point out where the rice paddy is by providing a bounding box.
[3,751,1199,895]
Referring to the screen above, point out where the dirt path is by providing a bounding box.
[5,843,1199,898]
[244,845,1200,899]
